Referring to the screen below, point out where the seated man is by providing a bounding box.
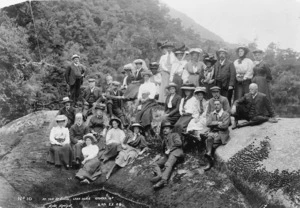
[105,81,127,126]
[57,97,76,128]
[206,86,231,116]
[205,99,231,171]
[151,121,184,189]
[82,78,105,116]
[231,83,277,129]
[69,113,89,167]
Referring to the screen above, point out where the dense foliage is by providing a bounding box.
[0,0,299,126]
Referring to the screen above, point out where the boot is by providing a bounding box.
[205,138,214,157]
[203,154,214,171]
[153,179,167,189]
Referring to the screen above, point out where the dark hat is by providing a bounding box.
[181,83,196,91]
[161,41,175,49]
[141,70,153,77]
[236,45,250,54]
[216,48,228,55]
[95,103,106,110]
[252,49,264,54]
[109,118,122,128]
[62,97,72,103]
[194,87,207,94]
[72,54,80,60]
[130,123,144,132]
[55,115,66,122]
[204,57,217,65]
[210,86,221,92]
[88,78,96,82]
[166,82,178,90]
[149,62,159,69]
[83,133,97,143]
[161,121,173,129]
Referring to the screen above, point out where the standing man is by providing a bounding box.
[151,121,184,189]
[57,97,76,128]
[214,48,236,105]
[205,99,231,171]
[65,54,86,103]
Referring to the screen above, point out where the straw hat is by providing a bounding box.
[55,115,66,122]
[62,97,72,103]
[109,118,122,128]
[72,54,80,60]
[181,83,196,91]
[210,86,221,92]
[236,45,250,55]
[194,87,207,94]
[83,133,97,143]
[129,123,144,132]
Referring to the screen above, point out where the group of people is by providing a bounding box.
[46,41,278,189]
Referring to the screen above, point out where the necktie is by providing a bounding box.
[200,100,204,115]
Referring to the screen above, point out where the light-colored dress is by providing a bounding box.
[101,128,126,161]
[187,99,209,133]
[137,81,157,100]
[184,61,206,87]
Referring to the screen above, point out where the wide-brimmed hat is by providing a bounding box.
[149,62,159,69]
[88,78,96,82]
[130,123,144,132]
[161,121,173,129]
[194,87,207,94]
[189,48,203,54]
[252,49,264,54]
[181,83,196,91]
[95,103,106,110]
[109,118,122,128]
[72,54,80,60]
[210,86,221,92]
[174,50,185,55]
[236,45,250,55]
[161,41,175,49]
[83,133,97,143]
[134,59,143,64]
[112,81,121,86]
[166,82,178,90]
[124,63,133,71]
[141,70,153,77]
[55,115,66,122]
[204,57,217,65]
[62,97,72,103]
[216,48,228,55]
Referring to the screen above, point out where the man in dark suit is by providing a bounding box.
[57,97,76,128]
[164,82,181,125]
[65,54,86,103]
[214,48,236,105]
[82,78,105,110]
[151,121,184,189]
[205,99,231,171]
[231,83,277,129]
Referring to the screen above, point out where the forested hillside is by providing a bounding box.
[0,0,299,126]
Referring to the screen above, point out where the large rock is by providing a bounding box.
[215,118,300,208]
[0,111,249,208]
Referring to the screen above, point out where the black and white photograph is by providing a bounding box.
[0,0,299,207]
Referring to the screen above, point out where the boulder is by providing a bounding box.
[215,118,300,208]
[0,110,249,208]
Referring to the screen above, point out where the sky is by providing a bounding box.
[162,0,300,51]
[1,0,299,51]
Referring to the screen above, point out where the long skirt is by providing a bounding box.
[252,76,272,102]
[186,116,208,133]
[188,74,200,87]
[124,82,141,100]
[135,99,157,127]
[173,115,193,134]
[47,144,72,166]
[158,71,170,103]
[173,74,183,96]
[234,79,251,101]
[115,146,139,168]
[100,143,122,161]
[75,157,102,181]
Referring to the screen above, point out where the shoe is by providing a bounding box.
[153,179,167,189]
[203,154,214,171]
[150,175,161,183]
[80,179,90,185]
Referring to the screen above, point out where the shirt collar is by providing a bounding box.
[252,93,258,99]
[213,109,224,117]
[220,59,226,65]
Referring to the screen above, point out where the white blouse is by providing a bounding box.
[170,60,187,81]
[106,128,126,145]
[234,58,254,80]
[179,96,199,118]
[49,126,70,145]
[137,81,157,100]
[159,52,177,72]
[82,145,99,160]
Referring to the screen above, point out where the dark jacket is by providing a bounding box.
[82,86,105,104]
[57,106,76,128]
[162,132,184,157]
[69,124,89,144]
[65,63,86,86]
[234,92,275,118]
[105,89,124,108]
[207,110,231,144]
[214,59,236,89]
[164,94,181,117]
[133,68,145,83]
